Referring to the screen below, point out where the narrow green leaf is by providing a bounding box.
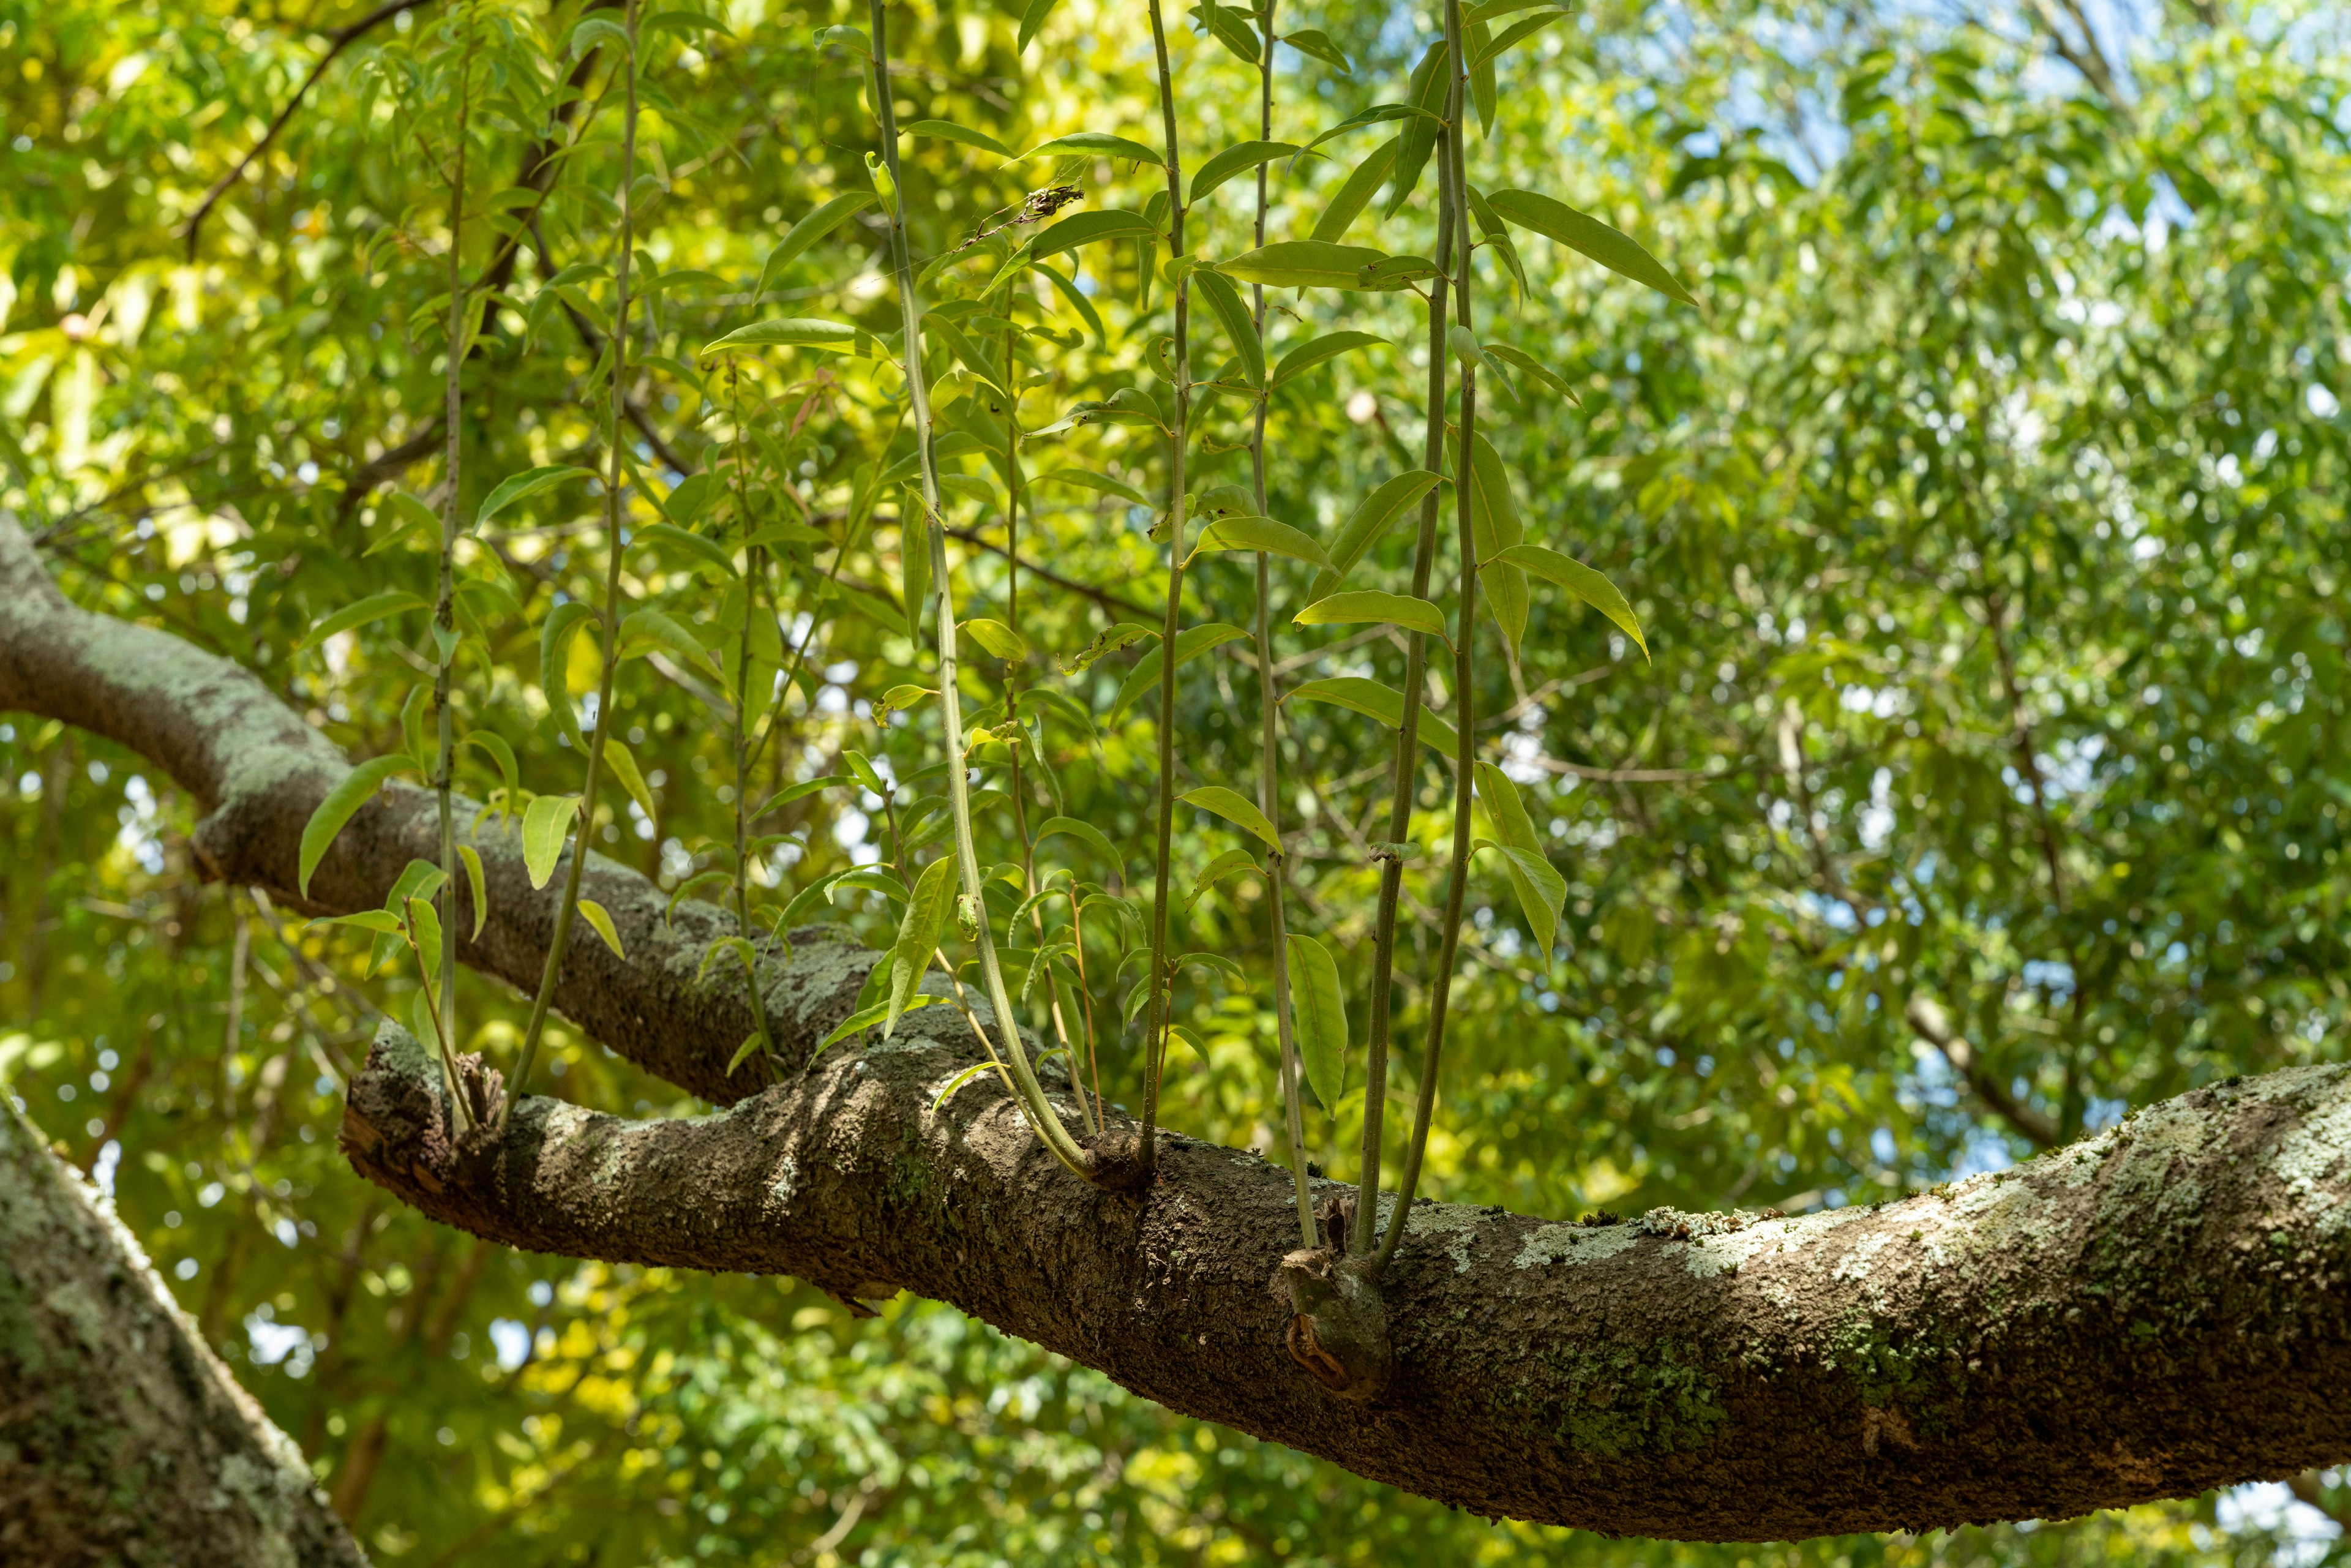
[1294,590,1449,640]
[820,994,942,1053]
[1302,102,1445,156]
[1285,933,1348,1110]
[457,844,488,939]
[306,909,405,936]
[1493,544,1651,660]
[1310,137,1398,244]
[1190,141,1308,204]
[1474,7,1567,66]
[604,736,657,823]
[886,857,958,1038]
[1033,816,1121,870]
[1033,261,1106,345]
[298,755,414,897]
[930,1059,999,1115]
[522,793,580,890]
[1190,268,1264,388]
[637,521,738,577]
[1216,241,1391,291]
[701,317,859,356]
[1013,132,1163,167]
[749,775,852,819]
[569,15,632,58]
[1188,514,1331,571]
[1270,329,1386,391]
[1062,621,1156,675]
[476,464,596,531]
[903,119,1014,157]
[779,868,852,930]
[539,599,595,747]
[618,607,723,678]
[1187,847,1263,910]
[961,618,1030,662]
[1384,44,1450,218]
[296,591,428,652]
[1308,470,1442,598]
[459,729,518,797]
[1109,622,1248,719]
[1016,0,1057,50]
[1281,28,1353,73]
[1481,341,1581,406]
[577,898,625,959]
[403,895,443,992]
[1178,785,1280,849]
[757,192,877,297]
[1486,189,1699,306]
[1031,209,1160,261]
[1477,838,1565,959]
[1470,18,1498,134]
[1193,0,1260,63]
[1284,676,1459,757]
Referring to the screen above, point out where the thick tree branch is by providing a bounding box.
[0,1097,368,1565]
[7,513,2351,1538]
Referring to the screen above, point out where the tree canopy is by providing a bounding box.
[2,0,2348,1560]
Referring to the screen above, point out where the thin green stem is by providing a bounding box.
[1240,0,1314,1251]
[432,14,478,1131]
[727,366,777,1058]
[1351,117,1457,1257]
[1378,6,1480,1272]
[1138,0,1191,1176]
[869,0,1089,1178]
[507,0,639,1122]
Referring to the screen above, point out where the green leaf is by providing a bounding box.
[1013,132,1163,167]
[1481,341,1581,406]
[1031,210,1160,262]
[812,24,870,56]
[298,754,414,897]
[410,987,444,1059]
[743,519,831,552]
[1061,621,1156,674]
[1109,622,1248,719]
[539,599,596,747]
[1474,760,1541,852]
[1043,468,1151,507]
[727,1031,766,1076]
[1187,514,1330,571]
[961,618,1029,662]
[637,521,737,577]
[1285,933,1348,1110]
[576,898,625,959]
[569,15,632,59]
[618,607,722,678]
[364,489,441,556]
[1270,329,1385,391]
[458,729,519,797]
[1385,44,1450,218]
[1302,101,1445,155]
[701,317,859,356]
[1190,141,1308,204]
[1190,268,1263,388]
[1033,261,1106,345]
[1178,785,1280,849]
[457,844,488,939]
[1308,470,1443,599]
[757,192,877,298]
[903,119,1013,157]
[1193,0,1260,63]
[696,934,760,988]
[1176,951,1250,989]
[929,1059,1000,1115]
[1493,544,1651,660]
[1033,815,1121,871]
[1476,838,1565,959]
[306,909,405,936]
[1281,28,1353,73]
[1295,590,1449,640]
[1216,241,1399,291]
[604,736,657,823]
[403,894,444,994]
[1474,7,1567,67]
[1308,137,1397,245]
[750,775,852,819]
[1284,676,1459,758]
[476,464,596,531]
[522,793,581,890]
[1485,189,1698,306]
[1187,847,1262,910]
[1016,0,1058,50]
[1459,433,1529,651]
[886,857,958,1038]
[296,591,428,651]
[819,994,942,1054]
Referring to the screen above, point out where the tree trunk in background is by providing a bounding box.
[0,1096,369,1567]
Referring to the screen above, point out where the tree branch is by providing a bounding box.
[8,513,2351,1538]
[182,0,428,259]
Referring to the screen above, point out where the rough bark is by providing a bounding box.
[6,515,2351,1538]
[0,1097,370,1566]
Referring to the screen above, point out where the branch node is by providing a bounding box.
[1277,1247,1393,1403]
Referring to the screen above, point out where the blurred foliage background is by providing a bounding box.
[3,0,2350,1559]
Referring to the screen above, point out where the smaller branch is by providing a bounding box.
[1906,994,2060,1149]
[939,525,1153,619]
[183,0,426,258]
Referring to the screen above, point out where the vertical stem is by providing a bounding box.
[1139,0,1190,1174]
[1351,117,1457,1257]
[869,0,1090,1177]
[1377,2,1479,1271]
[727,366,777,1056]
[1241,0,1314,1251]
[507,0,640,1120]
[432,15,477,1131]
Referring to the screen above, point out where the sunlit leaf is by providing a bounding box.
[1187,513,1331,571]
[1285,933,1348,1110]
[522,793,581,890]
[577,898,625,959]
[1487,189,1699,306]
[1294,590,1449,640]
[1493,544,1651,659]
[298,755,416,897]
[1284,676,1460,757]
[476,465,597,531]
[1178,785,1280,849]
